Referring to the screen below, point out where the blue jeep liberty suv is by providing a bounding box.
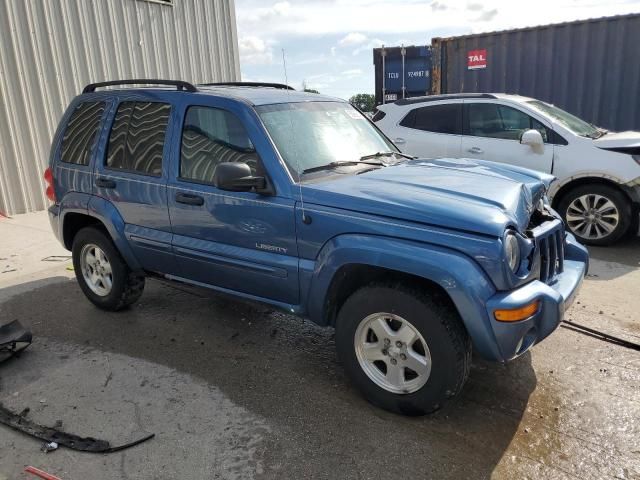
[46,80,588,415]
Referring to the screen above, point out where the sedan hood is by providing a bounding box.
[301,158,555,237]
[593,131,640,149]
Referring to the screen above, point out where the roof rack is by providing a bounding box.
[201,82,295,91]
[82,79,198,94]
[394,93,496,105]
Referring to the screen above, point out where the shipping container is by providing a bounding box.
[0,0,240,216]
[373,45,432,105]
[431,14,640,132]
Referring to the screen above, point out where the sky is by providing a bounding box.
[234,0,640,100]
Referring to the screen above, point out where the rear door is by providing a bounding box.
[461,101,554,173]
[93,98,179,275]
[167,101,298,305]
[392,101,463,158]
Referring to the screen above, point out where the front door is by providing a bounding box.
[167,103,298,305]
[461,102,554,173]
[94,99,179,275]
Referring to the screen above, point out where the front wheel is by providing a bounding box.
[557,184,631,246]
[72,227,145,311]
[335,284,471,416]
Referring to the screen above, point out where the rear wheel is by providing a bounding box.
[557,184,631,246]
[72,227,145,311]
[335,284,471,416]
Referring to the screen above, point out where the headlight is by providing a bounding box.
[505,232,520,273]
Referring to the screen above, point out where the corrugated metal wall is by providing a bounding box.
[433,14,640,132]
[0,0,240,216]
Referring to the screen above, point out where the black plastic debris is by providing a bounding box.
[0,320,32,363]
[0,403,154,453]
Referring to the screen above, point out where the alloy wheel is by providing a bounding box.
[565,194,620,240]
[80,244,113,297]
[354,312,431,394]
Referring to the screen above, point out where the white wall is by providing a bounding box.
[0,0,240,215]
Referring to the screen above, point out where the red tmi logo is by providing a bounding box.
[468,49,487,70]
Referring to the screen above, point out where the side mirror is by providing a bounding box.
[213,162,270,193]
[520,129,544,149]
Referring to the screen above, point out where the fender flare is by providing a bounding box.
[78,196,142,271]
[548,172,631,203]
[303,234,503,361]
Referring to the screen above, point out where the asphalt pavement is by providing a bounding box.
[0,212,638,479]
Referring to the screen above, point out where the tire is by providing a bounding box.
[557,184,631,246]
[72,226,145,311]
[335,284,471,416]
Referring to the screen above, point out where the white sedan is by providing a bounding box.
[373,93,640,245]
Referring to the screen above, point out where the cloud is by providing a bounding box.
[466,2,483,11]
[430,1,448,11]
[238,36,273,65]
[342,68,363,78]
[338,32,368,47]
[476,8,498,21]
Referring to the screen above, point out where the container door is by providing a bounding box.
[461,101,553,173]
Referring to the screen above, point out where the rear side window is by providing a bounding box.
[400,104,462,134]
[180,106,258,184]
[60,101,105,165]
[372,109,386,122]
[106,101,171,176]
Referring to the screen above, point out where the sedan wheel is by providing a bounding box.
[565,194,619,241]
[558,184,631,246]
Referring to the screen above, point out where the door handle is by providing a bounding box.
[467,147,484,154]
[394,137,406,145]
[175,192,204,206]
[95,177,116,189]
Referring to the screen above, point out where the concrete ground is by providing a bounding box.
[0,211,638,480]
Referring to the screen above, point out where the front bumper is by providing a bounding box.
[485,233,588,361]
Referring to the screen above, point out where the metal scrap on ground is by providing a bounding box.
[0,320,32,363]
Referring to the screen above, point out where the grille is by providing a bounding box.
[535,222,565,284]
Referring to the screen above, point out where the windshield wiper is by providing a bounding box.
[302,160,384,175]
[359,151,415,161]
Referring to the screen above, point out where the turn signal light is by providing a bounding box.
[44,167,56,202]
[494,301,540,322]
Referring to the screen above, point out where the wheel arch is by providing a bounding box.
[304,234,503,361]
[323,264,456,328]
[550,176,634,210]
[63,196,143,271]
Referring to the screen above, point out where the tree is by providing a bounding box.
[349,93,375,113]
[301,80,319,94]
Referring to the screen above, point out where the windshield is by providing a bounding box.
[256,101,397,180]
[526,100,602,138]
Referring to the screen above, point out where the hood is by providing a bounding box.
[594,131,640,150]
[301,158,555,237]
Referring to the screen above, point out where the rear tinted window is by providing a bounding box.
[106,102,171,176]
[400,104,462,134]
[60,102,105,165]
[372,109,386,122]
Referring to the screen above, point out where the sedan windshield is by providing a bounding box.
[256,102,397,180]
[526,100,603,138]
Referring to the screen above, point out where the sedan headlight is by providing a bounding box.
[505,232,520,273]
